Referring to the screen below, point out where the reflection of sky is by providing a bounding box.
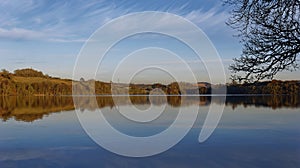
[0,104,299,167]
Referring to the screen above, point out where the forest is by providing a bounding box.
[0,68,299,96]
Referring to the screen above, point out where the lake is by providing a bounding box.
[0,95,299,167]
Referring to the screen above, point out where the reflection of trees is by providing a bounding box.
[0,95,299,122]
[225,95,300,110]
[0,96,74,122]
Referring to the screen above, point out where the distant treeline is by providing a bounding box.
[0,68,299,96]
[227,80,300,95]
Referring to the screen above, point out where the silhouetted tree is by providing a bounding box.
[226,0,300,82]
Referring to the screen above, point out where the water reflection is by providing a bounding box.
[0,95,299,122]
[0,95,299,167]
[0,96,74,122]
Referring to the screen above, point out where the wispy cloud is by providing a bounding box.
[0,28,46,40]
[0,1,229,42]
[183,6,230,31]
[149,59,233,67]
[0,1,126,42]
[0,27,88,42]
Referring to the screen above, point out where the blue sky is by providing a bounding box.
[0,0,298,83]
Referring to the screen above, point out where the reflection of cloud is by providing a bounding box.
[0,146,96,162]
[0,137,16,141]
[0,150,46,161]
[49,146,96,151]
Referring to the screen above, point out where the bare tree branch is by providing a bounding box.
[226,0,300,82]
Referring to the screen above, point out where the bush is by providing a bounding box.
[14,68,45,78]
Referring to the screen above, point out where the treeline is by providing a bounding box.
[227,80,300,95]
[0,68,299,96]
[0,68,187,96]
[0,68,72,96]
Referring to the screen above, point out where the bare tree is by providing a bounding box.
[226,0,300,82]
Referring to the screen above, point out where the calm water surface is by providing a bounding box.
[0,96,299,167]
